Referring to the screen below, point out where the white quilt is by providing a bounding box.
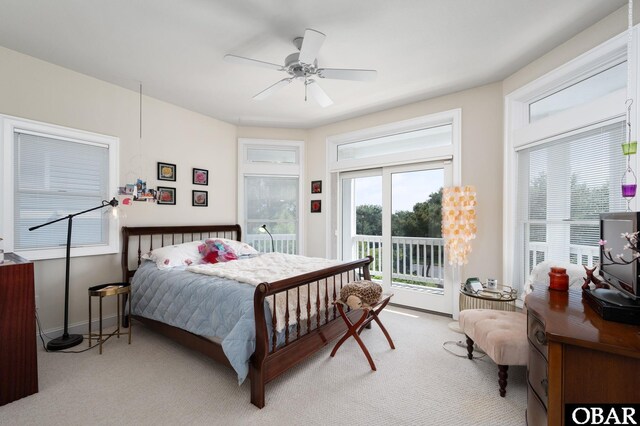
[187,253,345,332]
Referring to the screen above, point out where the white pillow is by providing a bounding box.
[205,238,258,256]
[142,241,203,269]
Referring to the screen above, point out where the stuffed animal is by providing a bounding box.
[339,280,383,309]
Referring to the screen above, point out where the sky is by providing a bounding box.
[354,169,444,213]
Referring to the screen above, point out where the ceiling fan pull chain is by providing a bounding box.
[304,76,308,102]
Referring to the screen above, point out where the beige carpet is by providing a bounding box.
[0,307,526,425]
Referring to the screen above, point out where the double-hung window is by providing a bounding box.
[505,29,638,296]
[1,115,119,260]
[237,139,304,254]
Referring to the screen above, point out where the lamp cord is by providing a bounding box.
[35,309,113,354]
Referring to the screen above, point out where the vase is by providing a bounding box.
[548,267,569,291]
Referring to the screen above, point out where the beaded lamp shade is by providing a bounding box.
[442,185,477,266]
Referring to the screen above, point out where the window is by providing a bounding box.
[238,139,304,254]
[504,28,637,296]
[1,115,119,260]
[328,110,461,173]
[516,122,626,274]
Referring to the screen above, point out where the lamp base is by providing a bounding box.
[46,334,83,351]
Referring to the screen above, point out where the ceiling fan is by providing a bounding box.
[224,29,377,107]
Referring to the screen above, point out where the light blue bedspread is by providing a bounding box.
[130,260,273,384]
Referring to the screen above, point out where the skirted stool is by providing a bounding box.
[458,309,528,397]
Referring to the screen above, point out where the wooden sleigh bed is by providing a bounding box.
[121,224,373,408]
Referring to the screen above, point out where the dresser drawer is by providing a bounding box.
[527,344,548,409]
[527,311,547,359]
[527,385,547,426]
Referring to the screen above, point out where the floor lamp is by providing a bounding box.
[259,224,275,252]
[29,198,119,351]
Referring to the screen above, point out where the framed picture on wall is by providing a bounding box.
[192,190,208,207]
[311,180,322,194]
[311,200,321,213]
[157,187,176,205]
[193,168,208,185]
[157,162,176,181]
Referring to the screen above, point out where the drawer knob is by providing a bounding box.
[541,378,548,396]
[534,329,547,345]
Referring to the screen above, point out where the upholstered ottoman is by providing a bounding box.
[458,309,527,397]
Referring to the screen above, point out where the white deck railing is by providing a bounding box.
[353,235,445,287]
[246,233,297,254]
[527,242,599,269]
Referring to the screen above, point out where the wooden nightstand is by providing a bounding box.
[88,283,132,354]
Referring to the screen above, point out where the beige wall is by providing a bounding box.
[504,3,640,95]
[0,45,237,330]
[306,83,503,282]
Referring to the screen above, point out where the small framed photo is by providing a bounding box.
[311,200,321,213]
[157,162,176,181]
[193,168,208,186]
[192,190,208,207]
[157,187,176,205]
[311,180,322,194]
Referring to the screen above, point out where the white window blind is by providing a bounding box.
[14,131,110,251]
[516,121,626,277]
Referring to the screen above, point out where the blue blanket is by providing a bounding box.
[130,260,274,384]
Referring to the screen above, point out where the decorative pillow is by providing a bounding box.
[207,237,258,256]
[198,239,238,264]
[141,241,203,270]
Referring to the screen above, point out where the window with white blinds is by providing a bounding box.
[516,121,626,277]
[1,115,118,260]
[13,131,110,251]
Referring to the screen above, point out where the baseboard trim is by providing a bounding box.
[36,311,119,343]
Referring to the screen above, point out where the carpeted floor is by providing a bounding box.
[0,307,526,425]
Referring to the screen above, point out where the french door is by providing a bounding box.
[340,161,453,313]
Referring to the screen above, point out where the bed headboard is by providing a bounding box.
[121,224,242,282]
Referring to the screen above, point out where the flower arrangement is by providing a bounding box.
[598,232,640,265]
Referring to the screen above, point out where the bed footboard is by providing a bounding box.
[250,256,373,408]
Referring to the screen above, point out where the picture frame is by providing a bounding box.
[192,190,208,207]
[157,186,176,205]
[311,180,322,194]
[157,162,176,181]
[311,199,321,213]
[193,168,208,186]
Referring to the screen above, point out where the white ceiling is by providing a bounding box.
[0,0,627,128]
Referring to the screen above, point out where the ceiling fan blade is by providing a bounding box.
[298,29,326,64]
[224,54,283,71]
[317,68,377,81]
[307,80,333,107]
[253,78,292,100]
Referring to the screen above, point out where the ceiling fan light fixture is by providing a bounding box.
[224,28,376,106]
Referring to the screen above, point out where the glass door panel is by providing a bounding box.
[387,165,450,313]
[340,162,452,313]
[341,171,383,279]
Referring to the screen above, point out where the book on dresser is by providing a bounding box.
[0,252,38,406]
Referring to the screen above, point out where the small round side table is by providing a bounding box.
[459,283,518,312]
[88,282,132,354]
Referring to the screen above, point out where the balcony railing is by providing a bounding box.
[353,234,445,287]
[527,241,599,271]
[246,233,297,254]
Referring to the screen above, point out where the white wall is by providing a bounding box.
[0,45,237,331]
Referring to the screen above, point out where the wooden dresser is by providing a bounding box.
[525,287,640,425]
[0,253,38,406]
